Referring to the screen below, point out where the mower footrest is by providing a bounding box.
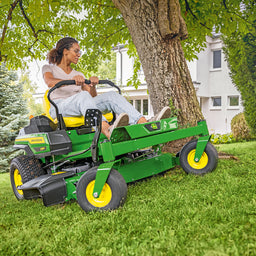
[47,130,72,155]
[19,171,76,206]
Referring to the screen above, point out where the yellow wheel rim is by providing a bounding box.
[13,169,23,195]
[86,180,112,208]
[187,149,208,169]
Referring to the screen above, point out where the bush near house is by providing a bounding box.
[210,133,235,144]
[231,112,254,141]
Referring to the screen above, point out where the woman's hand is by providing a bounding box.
[81,76,98,97]
[72,75,85,86]
[89,76,99,87]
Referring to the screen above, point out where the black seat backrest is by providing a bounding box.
[24,116,57,134]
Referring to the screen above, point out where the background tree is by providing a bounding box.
[21,73,44,116]
[223,20,256,135]
[0,0,255,127]
[0,64,28,173]
[96,51,116,82]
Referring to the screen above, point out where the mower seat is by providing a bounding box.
[43,90,113,128]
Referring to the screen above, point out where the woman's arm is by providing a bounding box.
[82,84,97,97]
[44,72,87,88]
[43,72,62,88]
[43,71,99,98]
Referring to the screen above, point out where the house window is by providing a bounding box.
[213,50,221,69]
[228,96,239,107]
[130,98,149,116]
[212,97,221,107]
[143,99,148,115]
[135,99,141,113]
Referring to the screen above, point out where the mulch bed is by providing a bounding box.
[162,138,239,161]
[218,152,239,160]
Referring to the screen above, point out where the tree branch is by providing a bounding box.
[37,29,56,36]
[184,0,211,30]
[222,0,228,10]
[184,0,198,20]
[19,1,56,56]
[158,0,188,40]
[94,26,127,47]
[158,0,174,38]
[0,0,21,61]
[28,39,38,58]
[222,0,254,26]
[0,4,10,9]
[19,0,37,38]
[97,3,116,8]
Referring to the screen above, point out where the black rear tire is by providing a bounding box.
[77,167,127,212]
[179,140,218,175]
[10,155,45,200]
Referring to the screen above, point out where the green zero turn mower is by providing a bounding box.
[10,80,218,212]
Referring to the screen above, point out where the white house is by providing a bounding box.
[114,36,243,134]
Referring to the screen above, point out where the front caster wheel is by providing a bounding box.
[76,167,127,212]
[179,140,218,175]
[10,155,45,200]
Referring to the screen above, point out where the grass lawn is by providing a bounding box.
[0,141,256,256]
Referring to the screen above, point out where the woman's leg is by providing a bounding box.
[93,91,144,125]
[49,91,107,122]
[49,91,110,138]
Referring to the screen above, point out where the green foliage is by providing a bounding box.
[96,51,116,81]
[21,73,43,116]
[126,52,141,89]
[1,141,256,255]
[0,0,84,69]
[169,97,180,117]
[1,1,254,72]
[0,64,28,173]
[231,112,254,141]
[223,20,256,135]
[180,0,255,59]
[61,0,130,77]
[210,133,235,144]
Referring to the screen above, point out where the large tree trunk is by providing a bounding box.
[112,0,203,126]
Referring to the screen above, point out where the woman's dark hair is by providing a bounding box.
[47,37,78,64]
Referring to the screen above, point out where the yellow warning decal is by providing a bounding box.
[15,137,45,144]
[51,172,66,176]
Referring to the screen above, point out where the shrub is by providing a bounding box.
[210,133,235,144]
[231,113,253,141]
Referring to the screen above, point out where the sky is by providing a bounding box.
[26,60,48,93]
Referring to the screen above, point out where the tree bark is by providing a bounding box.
[112,0,203,126]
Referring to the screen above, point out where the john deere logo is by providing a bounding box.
[144,122,161,131]
[151,123,158,130]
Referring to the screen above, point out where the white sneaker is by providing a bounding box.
[149,107,171,122]
[109,113,129,134]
